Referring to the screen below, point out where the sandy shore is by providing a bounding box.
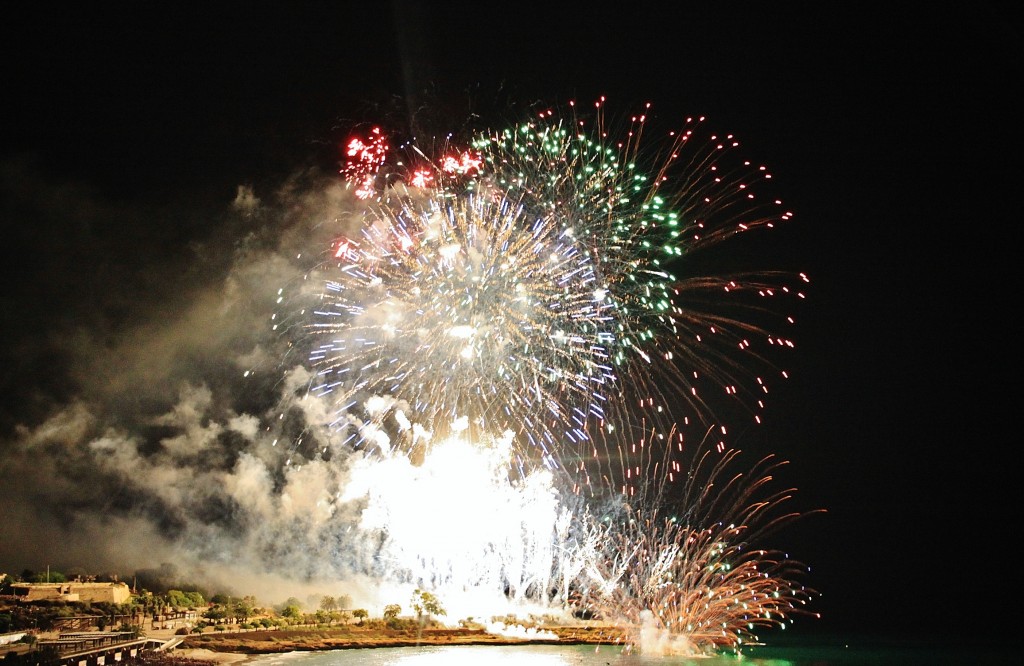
[135,649,255,666]
[169,649,254,664]
[161,625,626,661]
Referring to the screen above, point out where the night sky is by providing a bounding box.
[2,1,1019,645]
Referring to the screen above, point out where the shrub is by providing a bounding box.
[387,617,417,630]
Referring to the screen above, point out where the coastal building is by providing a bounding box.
[10,582,131,604]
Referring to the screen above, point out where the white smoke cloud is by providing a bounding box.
[636,609,696,656]
[485,621,557,640]
[0,164,381,602]
[232,185,260,214]
[0,167,589,619]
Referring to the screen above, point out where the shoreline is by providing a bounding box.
[167,649,255,665]
[165,625,626,662]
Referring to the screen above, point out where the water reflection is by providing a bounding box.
[247,640,1020,666]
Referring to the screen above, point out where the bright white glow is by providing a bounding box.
[339,429,572,619]
[439,243,462,260]
[449,325,476,339]
[389,646,575,665]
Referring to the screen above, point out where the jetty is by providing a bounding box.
[25,632,174,666]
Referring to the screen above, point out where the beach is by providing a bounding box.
[160,624,625,662]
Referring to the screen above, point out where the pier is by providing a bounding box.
[21,632,172,666]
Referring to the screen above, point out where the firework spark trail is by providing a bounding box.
[579,442,819,656]
[279,101,807,486]
[304,187,614,471]
[338,427,584,614]
[262,99,818,649]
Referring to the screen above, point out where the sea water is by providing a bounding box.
[245,638,1019,666]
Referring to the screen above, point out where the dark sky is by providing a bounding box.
[2,1,1019,644]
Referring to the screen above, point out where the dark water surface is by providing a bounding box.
[245,637,1018,665]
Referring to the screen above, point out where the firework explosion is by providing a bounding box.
[269,99,815,655]
[340,427,578,610]
[580,445,817,655]
[279,99,806,480]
